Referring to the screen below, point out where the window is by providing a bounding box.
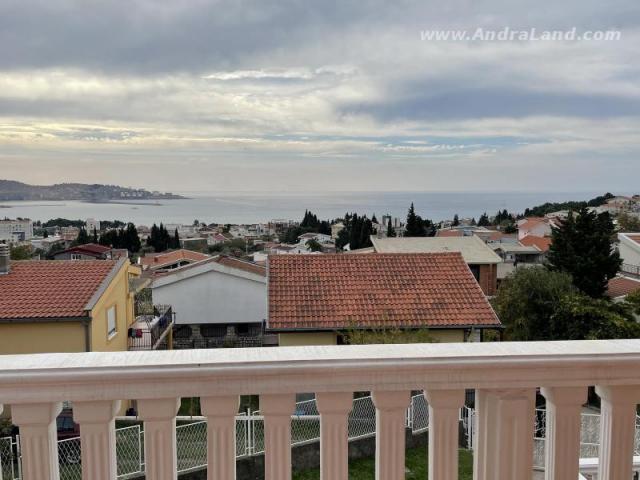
[107,306,117,339]
[71,253,82,260]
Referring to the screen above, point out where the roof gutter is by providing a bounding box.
[0,316,89,324]
[266,323,505,333]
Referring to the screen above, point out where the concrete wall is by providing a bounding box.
[90,263,136,352]
[153,269,266,325]
[278,332,338,346]
[0,321,86,354]
[620,242,640,267]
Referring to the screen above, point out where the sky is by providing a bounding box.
[0,0,639,193]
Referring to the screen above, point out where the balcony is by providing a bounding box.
[1,340,640,479]
[622,263,640,278]
[127,305,174,351]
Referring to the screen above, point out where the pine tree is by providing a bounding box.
[76,227,90,245]
[92,227,98,243]
[452,214,460,227]
[477,212,490,227]
[405,203,423,237]
[172,229,180,249]
[386,218,396,237]
[547,207,621,298]
[372,213,378,224]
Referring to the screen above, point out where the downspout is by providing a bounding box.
[83,318,92,352]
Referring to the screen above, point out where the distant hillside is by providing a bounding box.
[0,180,184,201]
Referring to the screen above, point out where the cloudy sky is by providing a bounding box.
[1,0,639,193]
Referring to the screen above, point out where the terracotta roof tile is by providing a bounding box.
[267,253,500,330]
[58,243,112,256]
[140,249,210,269]
[0,260,118,319]
[214,256,266,276]
[520,235,552,252]
[606,276,640,298]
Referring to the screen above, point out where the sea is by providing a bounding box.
[0,191,607,225]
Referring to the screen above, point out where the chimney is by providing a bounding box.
[0,243,10,275]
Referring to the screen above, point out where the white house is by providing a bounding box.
[85,218,101,233]
[151,255,267,348]
[0,218,33,242]
[517,217,553,240]
[618,233,640,269]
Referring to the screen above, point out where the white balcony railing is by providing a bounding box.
[2,340,640,480]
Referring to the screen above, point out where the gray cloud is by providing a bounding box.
[0,0,639,192]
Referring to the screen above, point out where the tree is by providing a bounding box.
[551,294,640,340]
[547,207,620,298]
[172,229,181,249]
[618,212,640,232]
[92,227,98,243]
[493,267,576,341]
[76,227,90,245]
[43,230,49,238]
[305,238,323,252]
[477,212,490,227]
[10,244,32,260]
[372,214,378,224]
[405,203,425,237]
[386,218,396,238]
[336,227,350,250]
[452,214,460,227]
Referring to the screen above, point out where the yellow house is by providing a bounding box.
[267,252,502,346]
[0,256,140,354]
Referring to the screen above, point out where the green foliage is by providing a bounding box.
[493,267,576,341]
[344,325,436,345]
[293,447,474,480]
[625,290,640,316]
[300,210,331,235]
[452,214,460,226]
[42,218,85,228]
[618,212,640,232]
[10,244,32,260]
[405,203,435,237]
[336,226,350,249]
[305,238,323,252]
[477,212,490,227]
[523,193,614,217]
[386,218,397,238]
[551,294,640,340]
[100,223,142,253]
[494,267,640,340]
[146,223,172,252]
[548,207,620,298]
[75,227,90,245]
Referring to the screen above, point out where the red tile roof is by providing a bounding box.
[214,256,266,276]
[140,249,210,270]
[58,243,112,257]
[606,276,640,298]
[0,260,118,319]
[267,253,500,331]
[627,235,640,246]
[520,235,552,252]
[436,229,463,237]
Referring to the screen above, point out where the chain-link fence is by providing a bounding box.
[1,436,19,480]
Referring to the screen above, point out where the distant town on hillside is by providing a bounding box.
[0,179,184,202]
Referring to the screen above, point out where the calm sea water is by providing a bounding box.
[0,191,604,225]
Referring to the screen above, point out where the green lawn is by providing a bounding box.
[293,447,473,480]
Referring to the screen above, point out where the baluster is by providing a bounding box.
[596,386,639,480]
[540,387,586,480]
[372,391,411,480]
[201,395,239,480]
[261,394,295,480]
[473,388,535,480]
[316,392,353,480]
[11,402,62,480]
[73,400,121,480]
[138,398,180,480]
[424,389,465,480]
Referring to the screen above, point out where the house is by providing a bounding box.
[52,243,114,260]
[150,255,267,348]
[369,236,502,295]
[0,246,140,355]
[85,218,101,233]
[331,222,345,239]
[139,249,210,273]
[618,233,640,271]
[30,234,64,252]
[266,252,502,346]
[520,234,552,254]
[606,276,640,300]
[517,217,553,240]
[0,218,33,242]
[492,242,545,280]
[298,232,333,245]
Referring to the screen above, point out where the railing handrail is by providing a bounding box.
[3,340,640,404]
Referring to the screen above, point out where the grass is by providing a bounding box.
[293,447,473,480]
